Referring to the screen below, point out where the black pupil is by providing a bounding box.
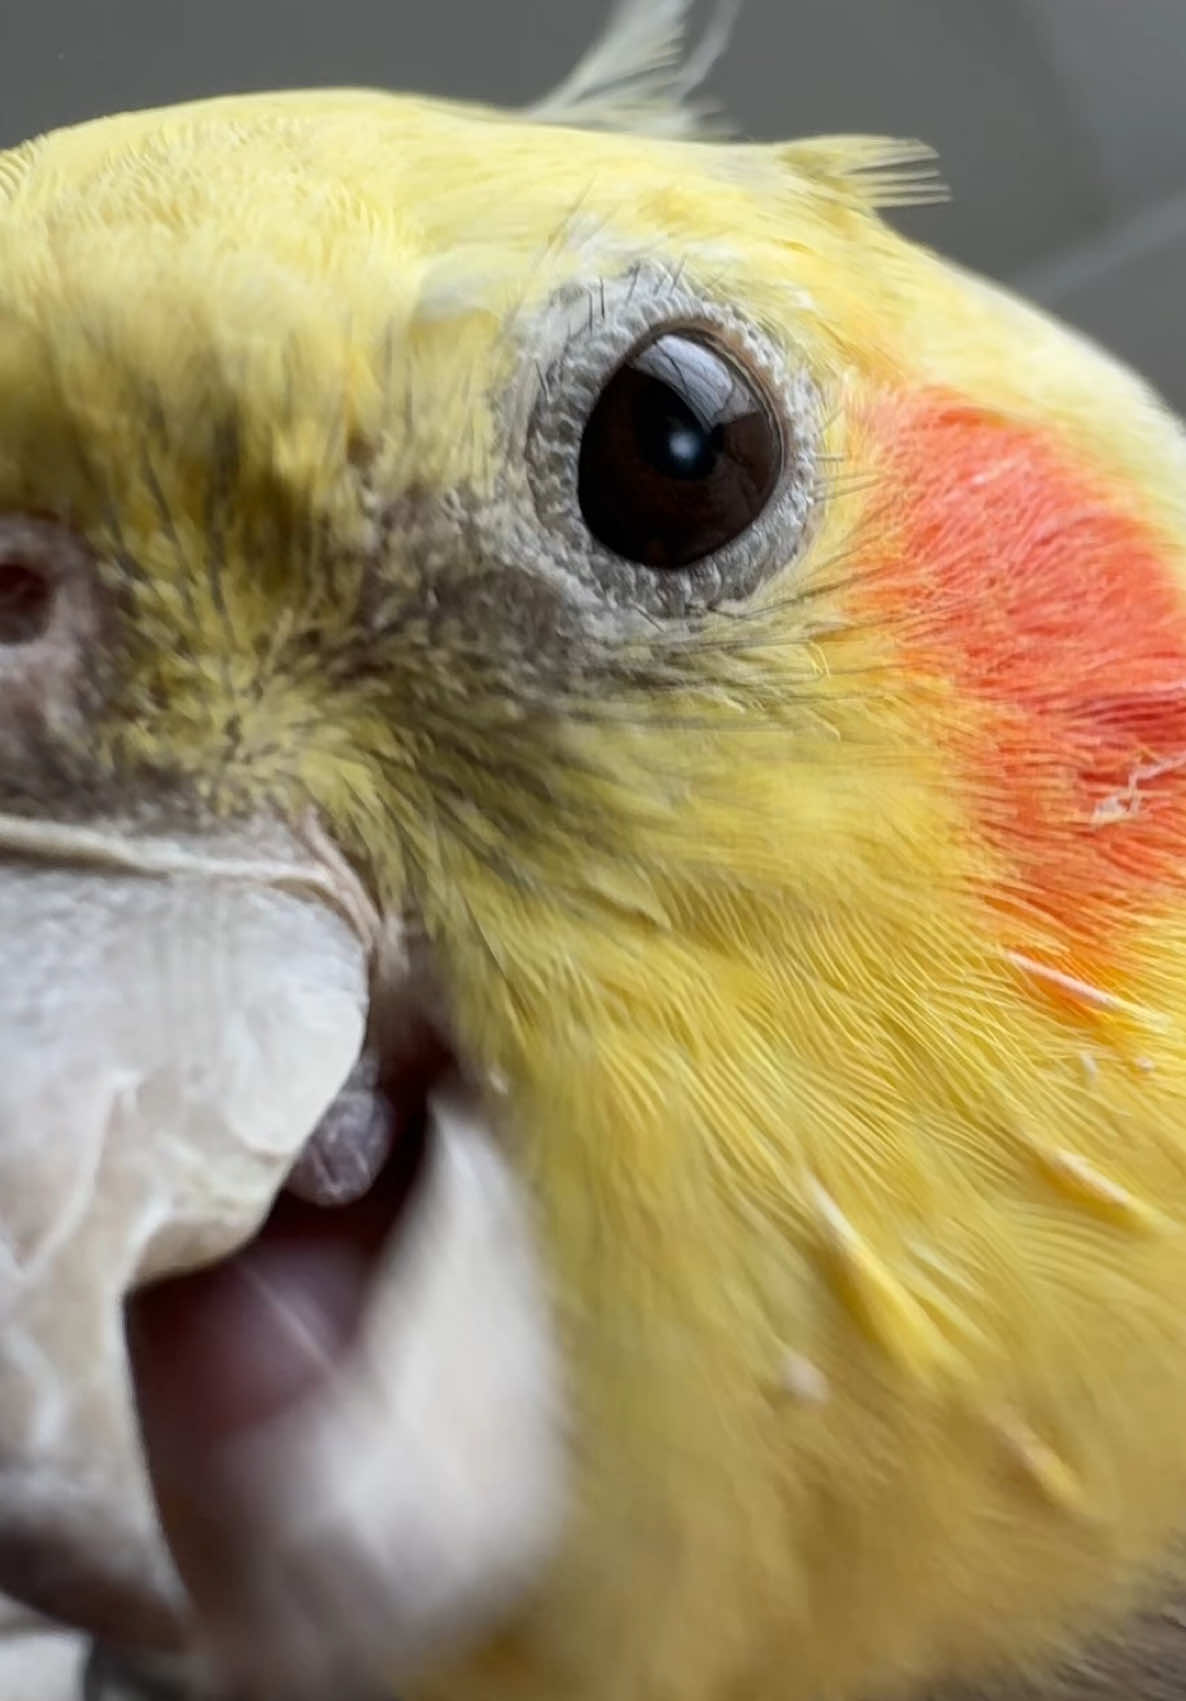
[577,331,781,569]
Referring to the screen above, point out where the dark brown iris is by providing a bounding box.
[577,330,782,569]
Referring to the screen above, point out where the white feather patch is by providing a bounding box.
[528,0,742,138]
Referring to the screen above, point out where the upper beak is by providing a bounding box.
[0,814,564,1698]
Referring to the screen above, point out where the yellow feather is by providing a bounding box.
[2,9,1186,1700]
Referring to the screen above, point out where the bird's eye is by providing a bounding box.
[523,279,819,615]
[577,331,782,569]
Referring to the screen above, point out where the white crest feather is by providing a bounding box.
[528,0,742,139]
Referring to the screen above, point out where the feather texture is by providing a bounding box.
[528,0,742,137]
[1,25,1186,1701]
[777,133,950,210]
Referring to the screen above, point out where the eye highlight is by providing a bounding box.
[520,269,821,617]
[577,330,783,569]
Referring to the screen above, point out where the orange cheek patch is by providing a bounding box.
[858,392,1186,962]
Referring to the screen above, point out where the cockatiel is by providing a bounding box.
[2,2,1186,1699]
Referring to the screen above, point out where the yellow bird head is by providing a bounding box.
[2,4,1186,1699]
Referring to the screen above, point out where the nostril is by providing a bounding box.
[0,555,55,645]
[0,516,106,741]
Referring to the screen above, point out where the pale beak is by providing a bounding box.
[0,817,564,1699]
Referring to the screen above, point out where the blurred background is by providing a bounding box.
[2,0,1185,410]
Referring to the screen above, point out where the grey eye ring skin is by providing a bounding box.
[0,301,1182,1701]
[0,0,1181,1675]
[518,266,823,620]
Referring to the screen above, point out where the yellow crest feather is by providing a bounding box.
[775,134,949,211]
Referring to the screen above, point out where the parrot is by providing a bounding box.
[3,2,1186,1699]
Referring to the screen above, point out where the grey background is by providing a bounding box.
[2,0,1185,409]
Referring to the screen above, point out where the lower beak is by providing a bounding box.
[0,817,564,1698]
